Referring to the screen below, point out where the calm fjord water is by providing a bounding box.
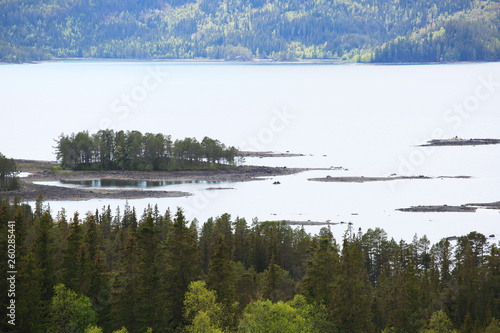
[1,61,499,242]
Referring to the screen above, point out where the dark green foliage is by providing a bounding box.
[32,211,56,302]
[334,236,374,332]
[371,14,500,63]
[207,235,237,329]
[0,153,20,190]
[1,198,499,332]
[300,237,339,310]
[55,130,239,171]
[111,236,141,332]
[163,208,202,330]
[135,209,164,331]
[62,213,83,292]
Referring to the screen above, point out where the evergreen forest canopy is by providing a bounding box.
[54,130,241,171]
[0,197,499,332]
[0,0,499,63]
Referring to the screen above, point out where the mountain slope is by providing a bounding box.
[0,0,497,62]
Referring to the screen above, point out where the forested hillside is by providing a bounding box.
[0,0,499,63]
[1,197,499,332]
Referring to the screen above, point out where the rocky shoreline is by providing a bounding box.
[268,220,351,226]
[397,205,477,213]
[309,175,431,183]
[309,175,471,183]
[398,201,500,213]
[1,160,312,202]
[420,138,500,146]
[238,151,305,158]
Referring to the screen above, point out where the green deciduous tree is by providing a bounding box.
[184,280,225,332]
[48,284,98,333]
[422,310,457,333]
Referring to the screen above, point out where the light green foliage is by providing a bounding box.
[238,298,314,333]
[188,312,225,333]
[422,310,457,333]
[48,284,98,333]
[184,280,224,327]
[85,326,103,333]
[486,318,500,333]
[112,327,129,333]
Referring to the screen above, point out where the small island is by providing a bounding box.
[420,138,500,147]
[397,201,500,213]
[397,205,477,213]
[309,175,432,183]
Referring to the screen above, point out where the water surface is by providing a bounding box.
[1,61,498,242]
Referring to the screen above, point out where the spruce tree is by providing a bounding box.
[111,236,140,332]
[300,237,338,311]
[136,211,164,331]
[163,208,202,330]
[62,213,82,292]
[207,235,236,310]
[334,237,374,332]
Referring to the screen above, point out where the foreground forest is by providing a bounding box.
[0,196,499,332]
[0,0,499,63]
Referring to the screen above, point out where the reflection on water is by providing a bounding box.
[61,179,221,188]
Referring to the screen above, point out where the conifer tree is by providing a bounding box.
[334,237,374,332]
[300,237,338,311]
[200,218,216,274]
[62,213,83,292]
[16,253,44,332]
[263,255,282,303]
[163,208,202,330]
[136,211,164,331]
[207,235,236,311]
[233,217,250,267]
[32,211,56,302]
[112,236,140,332]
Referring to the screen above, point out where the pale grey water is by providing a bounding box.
[1,61,499,242]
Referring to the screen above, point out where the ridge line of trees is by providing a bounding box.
[55,130,241,171]
[1,0,499,63]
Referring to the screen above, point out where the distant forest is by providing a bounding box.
[0,197,499,332]
[0,0,499,63]
[0,153,20,190]
[55,130,240,171]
